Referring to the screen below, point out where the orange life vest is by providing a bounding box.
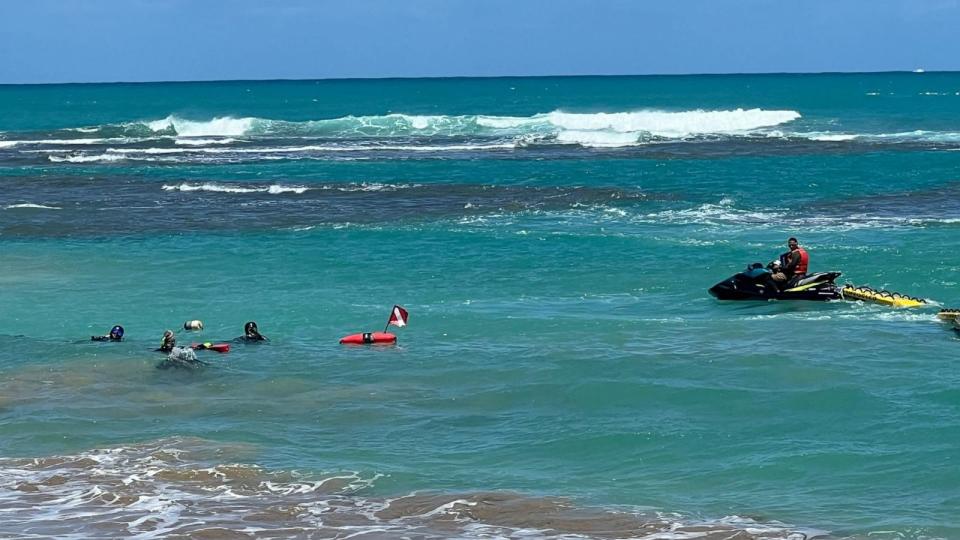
[794,247,809,275]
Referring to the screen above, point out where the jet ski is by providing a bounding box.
[709,262,842,301]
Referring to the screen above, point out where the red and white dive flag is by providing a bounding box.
[388,305,409,328]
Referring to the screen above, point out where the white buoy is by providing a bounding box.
[183,320,204,331]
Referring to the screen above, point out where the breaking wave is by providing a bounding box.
[9,109,960,155]
[142,109,803,146]
[146,115,256,137]
[20,109,802,147]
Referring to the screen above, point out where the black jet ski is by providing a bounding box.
[709,262,842,301]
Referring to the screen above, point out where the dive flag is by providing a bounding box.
[388,305,409,328]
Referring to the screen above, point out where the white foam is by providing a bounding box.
[555,130,640,147]
[145,115,256,137]
[240,142,514,153]
[20,138,109,145]
[408,115,441,129]
[108,147,187,154]
[117,142,515,155]
[162,183,309,194]
[544,108,801,138]
[174,137,239,146]
[267,185,309,194]
[642,202,781,226]
[0,141,17,148]
[326,182,420,192]
[794,132,859,142]
[385,142,516,152]
[10,138,153,148]
[475,115,543,129]
[0,438,818,540]
[871,130,960,142]
[48,153,126,163]
[4,203,61,210]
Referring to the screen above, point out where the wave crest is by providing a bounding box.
[146,115,256,137]
[42,108,801,146]
[546,108,801,138]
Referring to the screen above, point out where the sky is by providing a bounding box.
[1,0,958,84]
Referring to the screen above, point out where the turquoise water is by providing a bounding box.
[1,74,960,539]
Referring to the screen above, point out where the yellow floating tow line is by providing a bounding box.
[841,284,927,308]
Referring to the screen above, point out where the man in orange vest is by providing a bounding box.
[771,237,809,287]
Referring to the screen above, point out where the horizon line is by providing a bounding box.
[0,68,949,87]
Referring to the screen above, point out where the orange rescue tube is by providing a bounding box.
[339,332,397,345]
[191,342,230,353]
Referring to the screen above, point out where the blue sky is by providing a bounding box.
[1,0,958,83]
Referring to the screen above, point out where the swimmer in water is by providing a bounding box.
[91,325,124,342]
[158,330,176,352]
[240,321,267,342]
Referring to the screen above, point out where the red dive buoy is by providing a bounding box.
[339,332,397,345]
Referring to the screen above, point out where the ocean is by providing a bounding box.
[1,73,959,539]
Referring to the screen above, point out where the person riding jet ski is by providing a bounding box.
[709,237,839,301]
[771,237,809,289]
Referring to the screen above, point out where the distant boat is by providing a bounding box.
[913,68,925,73]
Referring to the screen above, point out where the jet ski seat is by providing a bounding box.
[794,272,841,287]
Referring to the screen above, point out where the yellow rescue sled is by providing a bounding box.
[841,285,927,308]
[936,309,960,320]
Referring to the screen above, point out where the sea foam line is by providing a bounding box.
[162,183,310,194]
[4,203,62,210]
[104,142,517,154]
[48,153,128,163]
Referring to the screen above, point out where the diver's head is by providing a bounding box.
[162,330,175,346]
[244,321,259,336]
[109,325,124,340]
[788,237,799,250]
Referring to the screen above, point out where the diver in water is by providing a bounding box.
[240,321,267,342]
[158,330,176,352]
[771,237,809,288]
[91,325,124,342]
